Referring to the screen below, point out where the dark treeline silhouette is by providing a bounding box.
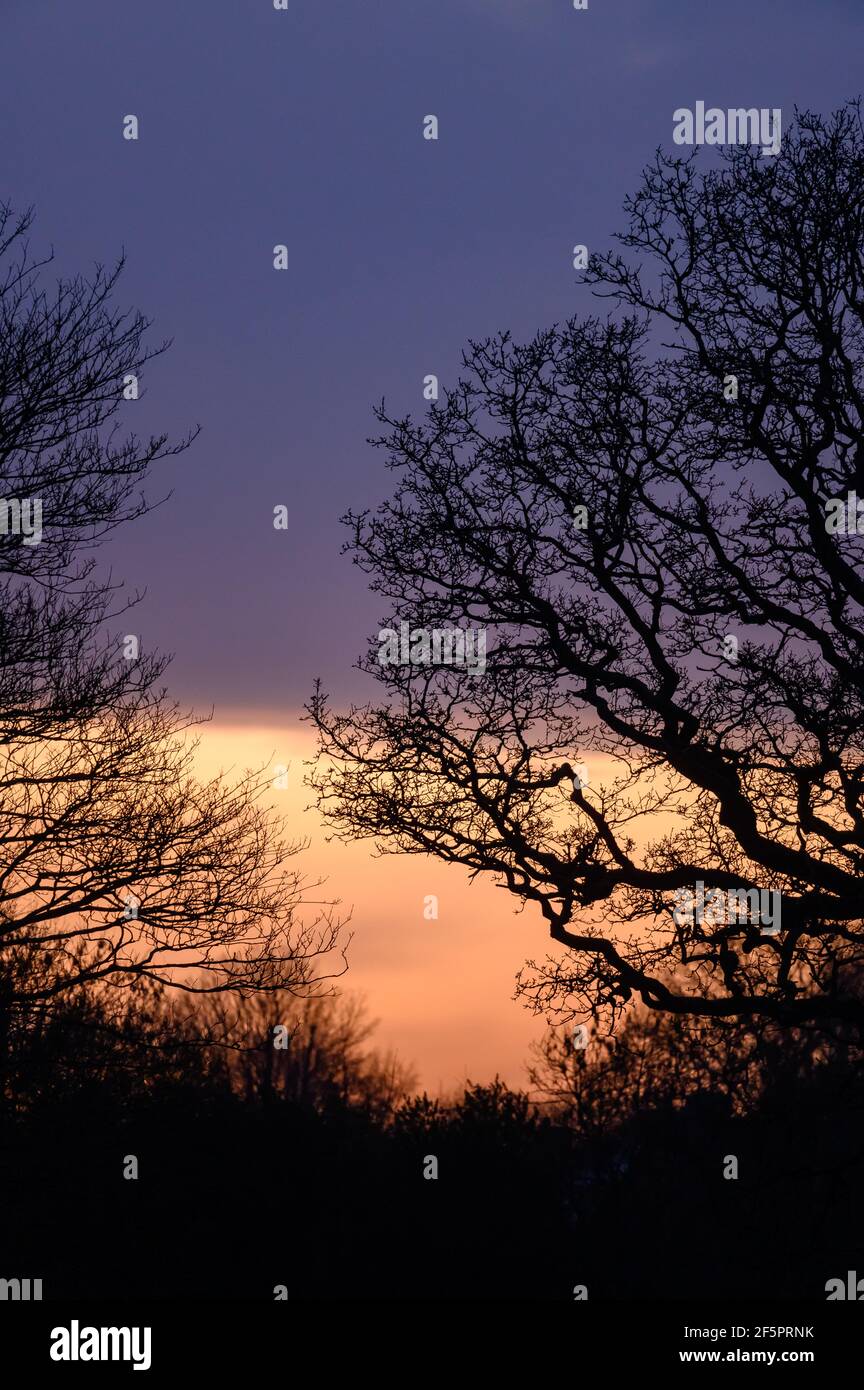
[2,980,861,1300]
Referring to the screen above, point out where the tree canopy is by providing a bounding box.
[310,104,864,1034]
[0,204,343,1016]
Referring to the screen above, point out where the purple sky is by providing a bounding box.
[3,0,859,716]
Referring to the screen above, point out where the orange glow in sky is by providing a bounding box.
[193,719,568,1095]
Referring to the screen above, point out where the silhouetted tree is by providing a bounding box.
[0,204,343,1028]
[189,986,417,1120]
[310,104,864,1034]
[527,1004,864,1135]
[3,962,862,1300]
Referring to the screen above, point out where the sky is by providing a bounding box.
[1,0,861,1089]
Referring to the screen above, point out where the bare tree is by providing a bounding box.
[527,1012,783,1134]
[0,204,344,1018]
[188,987,416,1119]
[309,104,864,1034]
